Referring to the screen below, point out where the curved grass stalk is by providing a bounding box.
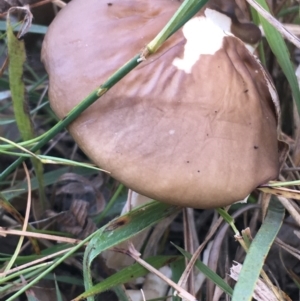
[0,0,209,181]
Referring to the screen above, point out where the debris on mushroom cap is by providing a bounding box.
[42,0,281,209]
[207,0,262,45]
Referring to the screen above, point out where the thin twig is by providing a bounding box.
[0,247,72,277]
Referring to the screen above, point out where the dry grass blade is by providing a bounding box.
[51,0,66,8]
[258,186,300,200]
[117,243,198,301]
[276,238,300,261]
[0,247,72,278]
[183,208,196,295]
[246,0,300,48]
[282,24,300,37]
[232,199,285,301]
[3,162,32,272]
[178,209,228,291]
[0,228,83,244]
[277,196,300,227]
[207,205,260,300]
[7,6,33,38]
[230,262,292,301]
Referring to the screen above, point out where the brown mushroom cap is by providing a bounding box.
[42,0,279,208]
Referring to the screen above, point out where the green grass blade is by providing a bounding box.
[0,266,47,298]
[0,262,52,285]
[232,198,285,301]
[0,101,49,126]
[7,19,34,141]
[0,193,40,254]
[1,166,96,201]
[112,286,131,301]
[216,208,239,235]
[0,21,48,34]
[5,235,92,301]
[173,244,233,297]
[74,256,180,300]
[277,6,300,18]
[250,7,266,66]
[0,149,106,172]
[4,231,25,272]
[0,244,71,267]
[254,0,300,114]
[148,0,209,52]
[94,184,124,223]
[170,258,185,301]
[26,294,40,301]
[83,201,180,301]
[6,16,46,208]
[6,19,24,110]
[54,275,64,301]
[0,0,208,181]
